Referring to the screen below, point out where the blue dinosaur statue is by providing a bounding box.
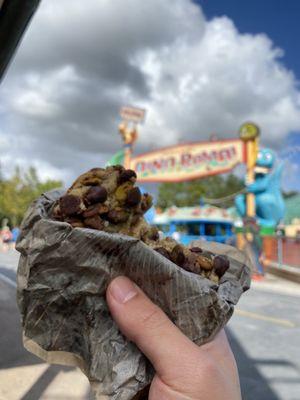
[235,148,285,227]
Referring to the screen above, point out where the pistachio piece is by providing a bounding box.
[115,182,133,202]
[208,270,220,284]
[147,226,159,241]
[81,176,102,186]
[197,254,214,270]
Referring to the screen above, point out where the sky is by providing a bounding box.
[0,0,299,190]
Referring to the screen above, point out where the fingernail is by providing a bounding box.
[109,276,138,304]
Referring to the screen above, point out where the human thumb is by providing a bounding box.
[106,276,198,377]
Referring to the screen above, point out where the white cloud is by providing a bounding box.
[9,65,81,119]
[0,153,68,183]
[0,0,299,184]
[137,16,300,148]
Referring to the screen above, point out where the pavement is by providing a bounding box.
[0,250,93,400]
[1,249,300,400]
[228,282,300,400]
[264,260,300,284]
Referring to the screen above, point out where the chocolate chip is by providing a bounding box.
[106,209,129,223]
[82,205,97,218]
[85,186,107,205]
[213,255,230,277]
[126,187,142,207]
[141,193,153,211]
[83,203,109,218]
[182,252,200,272]
[84,215,104,230]
[118,169,137,184]
[154,247,171,260]
[170,245,186,267]
[190,247,203,253]
[59,194,82,216]
[181,260,197,273]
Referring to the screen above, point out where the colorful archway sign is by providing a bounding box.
[130,139,246,183]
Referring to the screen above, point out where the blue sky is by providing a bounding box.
[1,0,300,191]
[197,0,300,191]
[197,0,300,75]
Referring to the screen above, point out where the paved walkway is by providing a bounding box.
[251,272,300,297]
[1,249,300,399]
[0,250,92,400]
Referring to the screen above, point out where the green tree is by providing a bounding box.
[156,174,244,209]
[283,190,299,199]
[0,166,62,226]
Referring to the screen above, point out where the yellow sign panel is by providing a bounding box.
[239,122,260,141]
[130,139,245,183]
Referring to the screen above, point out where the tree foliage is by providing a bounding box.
[282,190,299,199]
[156,174,244,209]
[0,166,62,226]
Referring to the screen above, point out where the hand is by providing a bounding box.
[106,276,241,400]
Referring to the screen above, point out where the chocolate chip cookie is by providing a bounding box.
[52,165,230,283]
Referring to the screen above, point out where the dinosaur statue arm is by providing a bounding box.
[247,178,268,193]
[247,162,284,194]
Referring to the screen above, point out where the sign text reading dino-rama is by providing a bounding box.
[130,139,245,182]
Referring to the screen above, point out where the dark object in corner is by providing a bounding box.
[0,0,41,81]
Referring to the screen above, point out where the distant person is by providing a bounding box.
[0,226,12,252]
[12,226,20,243]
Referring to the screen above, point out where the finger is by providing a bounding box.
[106,276,198,376]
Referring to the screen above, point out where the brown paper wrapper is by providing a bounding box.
[16,190,251,400]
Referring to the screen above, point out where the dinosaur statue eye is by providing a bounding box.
[266,153,272,160]
[257,152,262,159]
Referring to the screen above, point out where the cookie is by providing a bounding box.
[52,166,230,283]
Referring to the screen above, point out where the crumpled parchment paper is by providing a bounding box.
[16,190,251,400]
